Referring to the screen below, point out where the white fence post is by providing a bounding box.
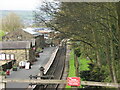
[0,75,6,90]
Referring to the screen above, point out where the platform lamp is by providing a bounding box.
[39,66,45,76]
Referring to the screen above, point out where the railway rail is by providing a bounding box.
[33,46,66,90]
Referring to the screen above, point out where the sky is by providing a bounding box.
[0,0,118,11]
[0,0,43,10]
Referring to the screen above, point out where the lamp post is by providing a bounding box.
[39,67,45,76]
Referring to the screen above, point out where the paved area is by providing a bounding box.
[6,47,55,89]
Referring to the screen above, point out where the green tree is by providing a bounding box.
[34,2,120,87]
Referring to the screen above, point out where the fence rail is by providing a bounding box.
[2,79,120,88]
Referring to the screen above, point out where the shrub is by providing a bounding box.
[36,47,42,52]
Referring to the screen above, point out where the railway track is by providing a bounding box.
[33,46,66,90]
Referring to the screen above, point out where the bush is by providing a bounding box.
[80,64,108,82]
[0,30,5,41]
[0,71,6,76]
[36,47,42,52]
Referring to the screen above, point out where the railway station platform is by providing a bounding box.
[5,47,56,89]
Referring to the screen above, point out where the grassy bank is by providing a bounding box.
[66,50,91,88]
[66,50,76,88]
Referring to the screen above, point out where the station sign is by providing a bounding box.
[67,77,80,86]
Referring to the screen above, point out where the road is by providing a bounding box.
[6,47,56,89]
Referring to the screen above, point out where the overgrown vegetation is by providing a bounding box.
[0,30,5,41]
[66,50,91,88]
[79,58,90,71]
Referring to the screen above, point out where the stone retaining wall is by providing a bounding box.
[0,49,35,65]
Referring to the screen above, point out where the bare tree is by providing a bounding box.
[1,12,23,32]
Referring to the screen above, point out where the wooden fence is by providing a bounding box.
[0,76,120,89]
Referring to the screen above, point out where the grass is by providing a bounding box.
[66,50,76,88]
[0,30,5,41]
[68,50,76,77]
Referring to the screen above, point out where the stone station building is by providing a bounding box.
[0,41,35,65]
[2,29,45,49]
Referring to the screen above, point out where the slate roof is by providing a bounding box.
[0,41,31,50]
[2,29,34,41]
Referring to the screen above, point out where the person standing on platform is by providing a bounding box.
[19,61,25,69]
[25,61,30,70]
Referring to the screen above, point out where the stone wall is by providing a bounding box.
[35,35,45,48]
[0,49,34,65]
